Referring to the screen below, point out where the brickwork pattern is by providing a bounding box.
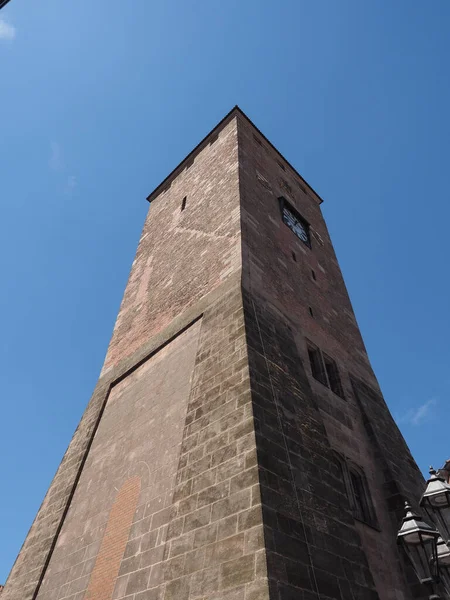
[1,376,110,600]
[84,477,141,600]
[237,116,375,388]
[351,377,428,598]
[102,117,241,376]
[351,377,424,510]
[244,291,379,600]
[237,113,426,599]
[3,108,429,600]
[34,320,202,600]
[10,284,269,600]
[3,114,242,600]
[151,286,268,600]
[95,286,268,600]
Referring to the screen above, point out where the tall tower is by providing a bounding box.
[4,108,427,600]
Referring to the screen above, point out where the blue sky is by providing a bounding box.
[1,0,449,583]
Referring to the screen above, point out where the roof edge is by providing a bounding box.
[146,105,324,205]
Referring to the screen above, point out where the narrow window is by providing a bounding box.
[253,134,263,146]
[281,179,292,195]
[181,197,187,211]
[349,470,373,524]
[292,251,297,262]
[309,306,314,318]
[308,344,327,386]
[334,454,377,527]
[323,353,344,398]
[277,159,286,171]
[311,269,316,281]
[306,341,344,398]
[256,171,271,190]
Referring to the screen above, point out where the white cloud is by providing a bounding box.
[48,142,77,194]
[49,142,63,171]
[65,175,77,195]
[397,398,437,426]
[0,19,16,41]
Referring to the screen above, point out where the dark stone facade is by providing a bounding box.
[244,292,378,600]
[3,108,427,600]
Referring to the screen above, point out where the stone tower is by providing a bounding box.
[4,107,426,600]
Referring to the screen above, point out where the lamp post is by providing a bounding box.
[436,537,450,596]
[396,461,450,599]
[397,500,441,598]
[421,468,450,544]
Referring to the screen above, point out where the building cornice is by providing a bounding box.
[146,105,324,205]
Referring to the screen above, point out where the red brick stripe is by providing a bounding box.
[84,476,141,600]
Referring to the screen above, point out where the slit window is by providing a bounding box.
[181,196,187,211]
[307,342,344,398]
[350,471,371,523]
[307,344,327,386]
[323,353,344,398]
[335,454,377,527]
[279,197,311,248]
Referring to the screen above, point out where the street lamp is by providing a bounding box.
[434,537,450,597]
[421,468,450,544]
[397,500,441,598]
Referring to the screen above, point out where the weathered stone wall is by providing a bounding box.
[350,377,427,599]
[3,114,242,600]
[36,284,269,600]
[237,116,376,388]
[3,113,243,600]
[237,113,426,599]
[3,108,428,600]
[1,376,111,600]
[150,285,267,600]
[35,320,202,600]
[101,116,241,376]
[6,283,269,600]
[244,290,379,600]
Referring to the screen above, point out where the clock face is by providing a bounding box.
[282,205,310,245]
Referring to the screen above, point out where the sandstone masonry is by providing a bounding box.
[3,107,427,600]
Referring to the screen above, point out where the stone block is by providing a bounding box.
[220,554,255,589]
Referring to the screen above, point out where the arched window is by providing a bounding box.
[335,452,378,528]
